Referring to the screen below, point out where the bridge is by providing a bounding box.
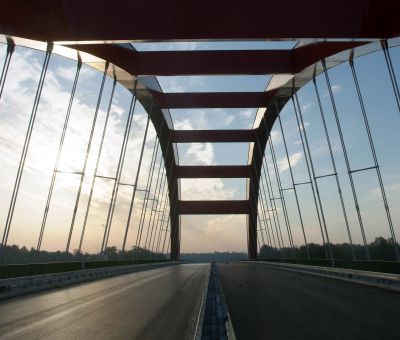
[0,0,400,338]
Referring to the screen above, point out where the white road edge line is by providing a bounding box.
[193,263,211,340]
[217,268,237,340]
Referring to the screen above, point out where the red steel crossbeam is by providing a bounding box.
[176,165,252,178]
[170,129,256,143]
[178,200,250,215]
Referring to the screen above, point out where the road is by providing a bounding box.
[218,263,400,340]
[0,264,209,340]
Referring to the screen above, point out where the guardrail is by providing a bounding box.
[256,258,400,274]
[244,261,400,292]
[0,259,169,279]
[0,261,179,300]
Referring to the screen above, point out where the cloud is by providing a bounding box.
[181,178,236,201]
[239,109,255,119]
[270,130,282,144]
[302,102,312,112]
[277,152,303,173]
[157,76,208,93]
[331,84,342,93]
[222,114,235,126]
[299,121,310,131]
[55,66,76,82]
[174,118,194,130]
[156,78,186,92]
[181,214,247,252]
[185,143,214,165]
[133,41,199,51]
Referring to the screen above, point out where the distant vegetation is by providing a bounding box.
[1,237,398,264]
[259,237,400,261]
[180,252,247,263]
[0,245,166,265]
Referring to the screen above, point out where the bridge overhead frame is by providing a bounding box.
[0,1,399,261]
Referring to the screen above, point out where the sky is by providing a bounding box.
[0,40,399,254]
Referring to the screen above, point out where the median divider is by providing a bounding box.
[0,261,180,300]
[195,262,236,340]
[242,261,400,292]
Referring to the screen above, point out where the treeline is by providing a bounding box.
[0,245,166,265]
[259,237,400,261]
[181,252,247,263]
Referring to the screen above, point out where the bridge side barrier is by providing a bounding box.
[0,259,169,279]
[257,258,400,274]
[0,261,179,300]
[243,261,400,292]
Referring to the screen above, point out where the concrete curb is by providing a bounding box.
[217,268,236,340]
[196,263,236,340]
[0,261,180,301]
[194,264,211,340]
[242,261,400,292]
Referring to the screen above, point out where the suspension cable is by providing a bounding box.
[162,216,171,255]
[292,95,334,260]
[37,57,83,250]
[147,130,173,253]
[251,148,284,255]
[349,57,400,261]
[148,167,167,251]
[322,59,370,260]
[255,135,291,252]
[0,38,15,103]
[78,76,116,252]
[121,106,153,251]
[312,77,356,260]
[100,88,137,254]
[134,135,161,253]
[276,110,313,259]
[156,190,170,253]
[65,62,109,252]
[0,43,53,263]
[154,156,175,255]
[261,143,283,251]
[381,40,400,114]
[150,170,168,252]
[144,155,164,249]
[269,133,298,255]
[256,187,273,250]
[156,161,175,253]
[250,155,276,249]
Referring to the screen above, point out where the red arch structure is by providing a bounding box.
[0,0,399,259]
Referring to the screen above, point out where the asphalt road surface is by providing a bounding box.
[0,264,209,340]
[218,263,400,340]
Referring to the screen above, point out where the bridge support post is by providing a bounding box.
[248,213,258,260]
[170,215,180,260]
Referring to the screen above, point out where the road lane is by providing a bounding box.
[0,264,209,340]
[218,263,400,340]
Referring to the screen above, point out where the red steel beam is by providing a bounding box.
[124,49,292,75]
[140,42,365,75]
[66,42,364,77]
[153,91,277,108]
[170,129,256,143]
[176,165,252,178]
[0,1,399,42]
[178,200,250,215]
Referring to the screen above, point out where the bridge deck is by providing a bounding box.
[218,263,400,339]
[0,264,209,340]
